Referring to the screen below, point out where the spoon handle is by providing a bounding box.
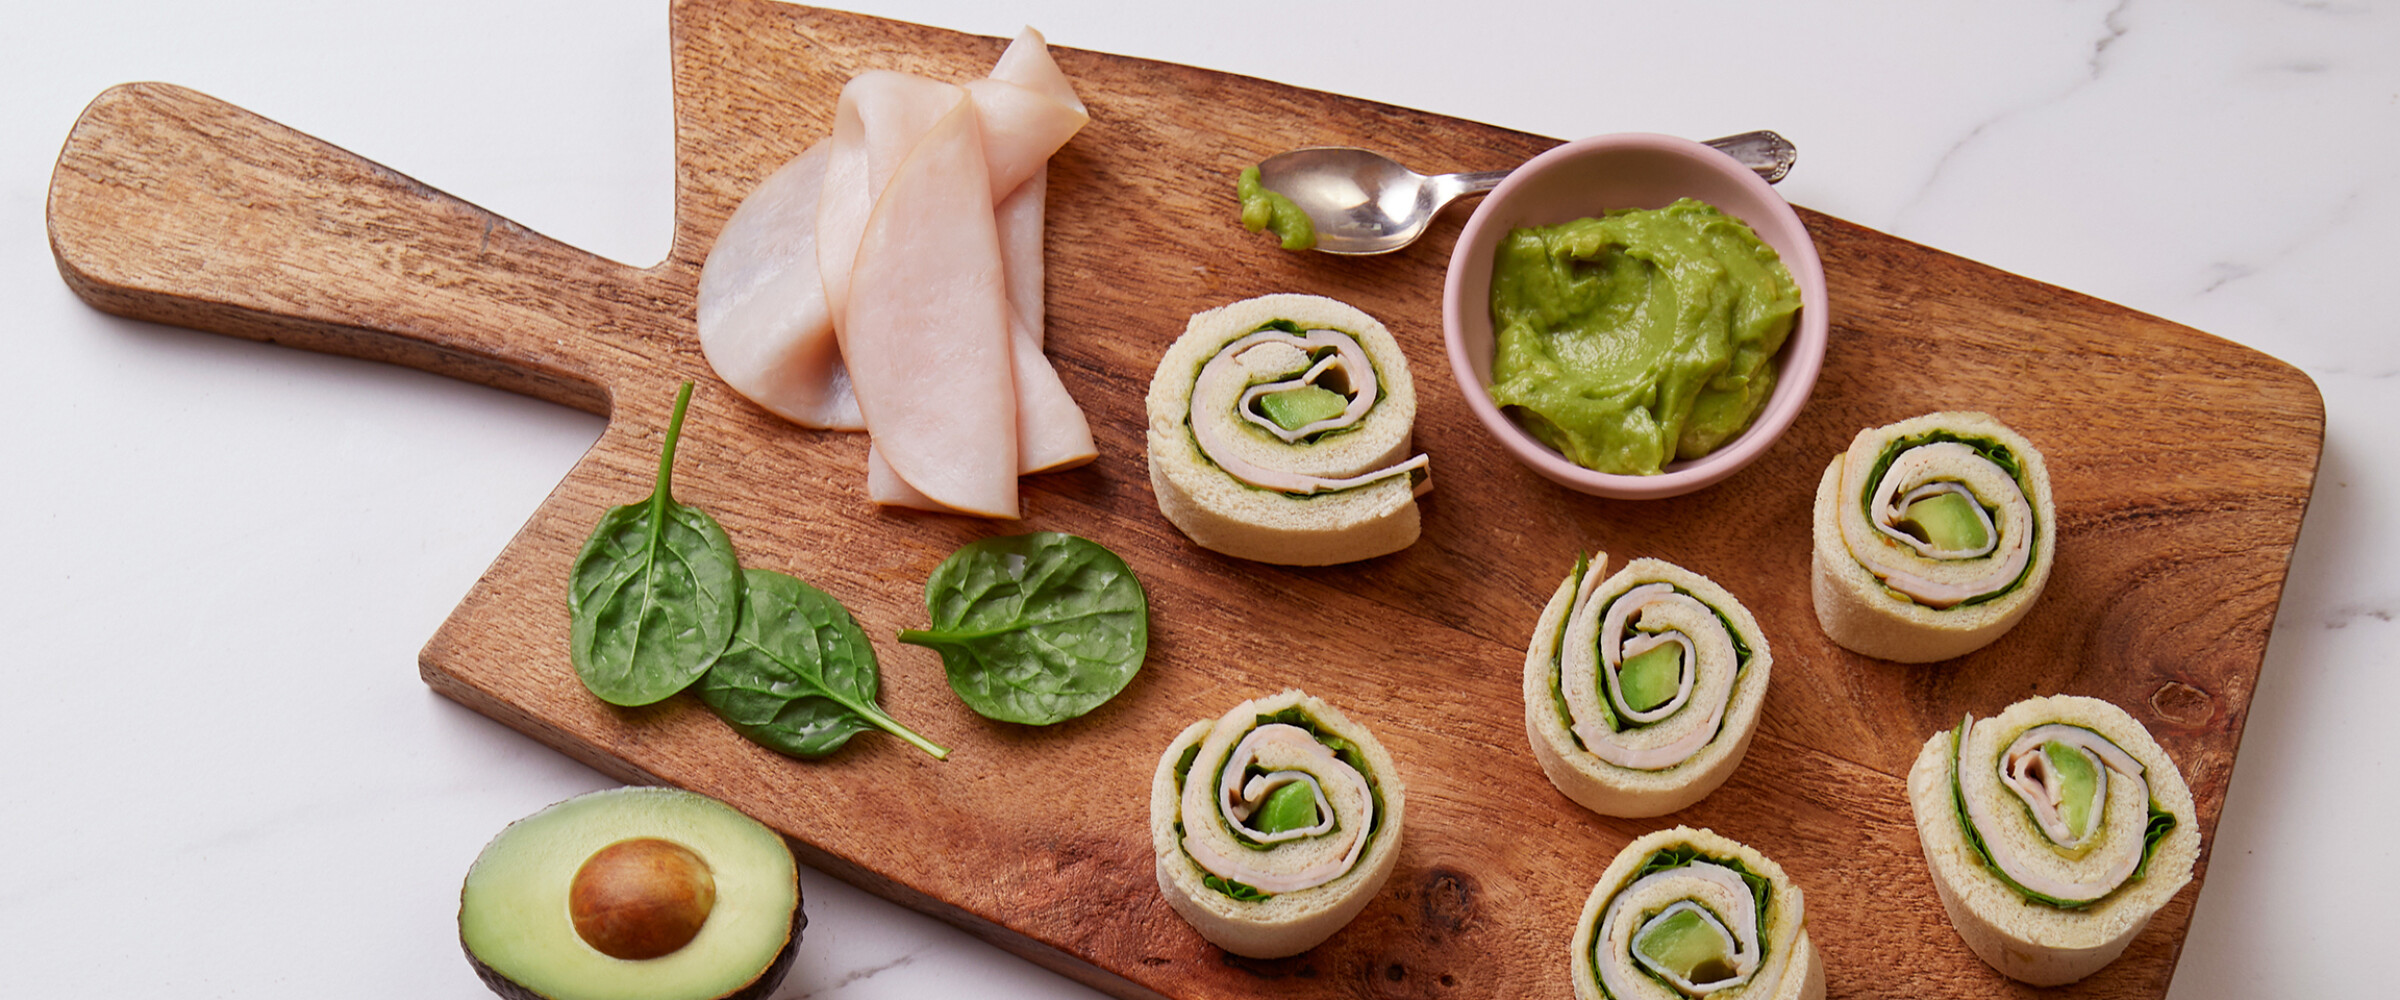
[1449,131,1796,195]
[1703,130,1798,183]
[1450,170,1515,196]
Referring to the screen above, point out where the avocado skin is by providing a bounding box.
[461,878,805,1000]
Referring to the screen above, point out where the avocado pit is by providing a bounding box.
[570,838,718,960]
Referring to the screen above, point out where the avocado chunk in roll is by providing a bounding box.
[1149,689,1406,958]
[1524,554,1774,818]
[1907,694,2199,986]
[1810,411,2056,662]
[1146,294,1431,565]
[1572,826,1824,1000]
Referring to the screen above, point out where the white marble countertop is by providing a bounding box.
[3,1,2390,996]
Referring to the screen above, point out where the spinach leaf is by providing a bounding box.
[697,569,947,759]
[568,382,743,706]
[1203,873,1271,902]
[1174,742,1203,784]
[2133,799,2178,882]
[899,532,1148,725]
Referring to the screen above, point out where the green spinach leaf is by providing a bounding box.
[1203,873,1271,902]
[698,569,948,759]
[898,532,1148,725]
[568,382,743,706]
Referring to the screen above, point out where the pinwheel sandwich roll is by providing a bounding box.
[1811,411,2056,663]
[1150,689,1406,958]
[1524,554,1773,818]
[1572,826,1824,1000]
[1907,694,2198,986]
[1146,294,1432,565]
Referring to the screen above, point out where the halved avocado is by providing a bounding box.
[460,787,804,1000]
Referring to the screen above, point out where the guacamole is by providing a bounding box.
[1237,165,1316,251]
[1486,198,1800,476]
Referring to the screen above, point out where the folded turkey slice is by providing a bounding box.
[866,170,1094,512]
[698,30,1090,509]
[840,99,1019,517]
[836,35,1095,511]
[695,143,862,429]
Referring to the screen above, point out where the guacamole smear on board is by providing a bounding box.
[1486,198,1800,476]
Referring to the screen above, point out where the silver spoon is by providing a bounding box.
[1256,130,1796,255]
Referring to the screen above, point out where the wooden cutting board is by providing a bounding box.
[45,1,2323,997]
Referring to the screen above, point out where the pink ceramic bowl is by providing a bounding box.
[1442,133,1829,500]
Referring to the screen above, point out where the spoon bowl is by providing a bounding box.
[1255,148,1506,255]
[1256,131,1793,255]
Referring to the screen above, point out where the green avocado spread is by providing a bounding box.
[1237,165,1317,251]
[1486,198,1800,475]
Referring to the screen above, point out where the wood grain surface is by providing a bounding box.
[44,1,2323,998]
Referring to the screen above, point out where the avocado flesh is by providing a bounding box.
[461,787,804,1000]
[1633,905,1738,985]
[1252,778,1322,835]
[1256,386,1348,431]
[2043,740,2103,843]
[1899,491,1989,551]
[1616,643,1684,714]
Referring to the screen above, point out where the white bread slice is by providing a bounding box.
[1569,826,1822,1000]
[1145,294,1424,565]
[1906,694,2199,986]
[1810,411,2056,663]
[1150,689,1407,958]
[1523,556,1773,818]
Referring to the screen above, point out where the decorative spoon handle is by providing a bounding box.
[1702,130,1798,183]
[1443,131,1794,204]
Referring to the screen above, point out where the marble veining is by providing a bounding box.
[2276,0,2373,15]
[796,952,923,998]
[2090,0,2133,74]
[1895,0,2133,229]
[2198,188,2367,297]
[2323,605,2396,629]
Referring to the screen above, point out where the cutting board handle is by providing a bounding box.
[46,82,662,414]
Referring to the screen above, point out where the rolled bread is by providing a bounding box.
[1907,694,2199,986]
[1811,411,2056,663]
[1145,294,1429,565]
[1570,826,1823,1000]
[1524,554,1773,818]
[1150,689,1406,958]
